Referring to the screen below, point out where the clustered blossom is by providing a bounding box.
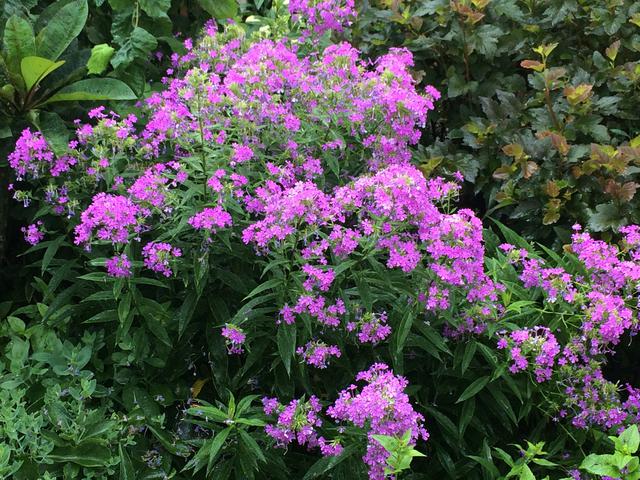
[262,395,341,455]
[128,162,187,210]
[498,228,640,429]
[327,363,428,480]
[105,253,132,278]
[297,340,341,368]
[142,242,182,277]
[8,129,54,180]
[347,311,391,344]
[188,207,233,236]
[221,324,246,354]
[497,327,560,382]
[21,222,44,246]
[289,0,356,37]
[73,193,145,248]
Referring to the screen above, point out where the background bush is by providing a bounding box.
[354,0,640,244]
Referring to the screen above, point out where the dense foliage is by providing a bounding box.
[3,1,640,480]
[355,0,640,243]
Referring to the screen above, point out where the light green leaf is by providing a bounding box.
[45,77,136,103]
[21,56,65,91]
[87,44,115,75]
[35,0,88,61]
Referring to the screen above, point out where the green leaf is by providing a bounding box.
[45,77,136,103]
[238,429,266,463]
[49,443,112,467]
[111,27,157,70]
[243,278,282,300]
[3,15,36,76]
[587,203,625,232]
[35,0,88,61]
[456,376,491,403]
[119,444,135,479]
[207,427,232,474]
[38,111,69,156]
[277,323,296,375]
[198,0,238,18]
[21,56,65,91]
[302,445,356,480]
[139,0,171,18]
[87,44,115,75]
[620,425,640,454]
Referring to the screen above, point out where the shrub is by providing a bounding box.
[4,2,640,479]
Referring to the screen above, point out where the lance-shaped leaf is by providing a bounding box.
[35,0,88,61]
[21,56,65,91]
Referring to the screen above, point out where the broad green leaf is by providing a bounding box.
[139,0,171,18]
[87,44,115,75]
[3,15,35,76]
[456,376,491,403]
[111,27,157,70]
[35,0,88,61]
[37,110,69,156]
[198,0,238,18]
[45,78,136,103]
[207,427,232,474]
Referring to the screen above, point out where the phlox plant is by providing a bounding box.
[5,1,640,479]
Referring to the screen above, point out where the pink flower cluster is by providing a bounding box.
[347,311,391,344]
[289,0,356,37]
[142,242,182,277]
[327,363,428,480]
[296,340,341,368]
[221,324,246,354]
[73,193,145,248]
[9,129,55,180]
[262,395,341,456]
[21,222,44,246]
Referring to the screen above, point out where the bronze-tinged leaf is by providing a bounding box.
[191,378,210,398]
[564,83,593,105]
[606,40,621,62]
[605,180,639,201]
[537,131,570,156]
[493,165,515,180]
[571,166,583,178]
[520,59,544,72]
[545,180,560,198]
[502,143,525,159]
[522,160,539,179]
[471,0,490,9]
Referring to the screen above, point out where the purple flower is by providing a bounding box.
[142,242,182,277]
[21,222,44,246]
[221,324,246,354]
[106,253,132,278]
